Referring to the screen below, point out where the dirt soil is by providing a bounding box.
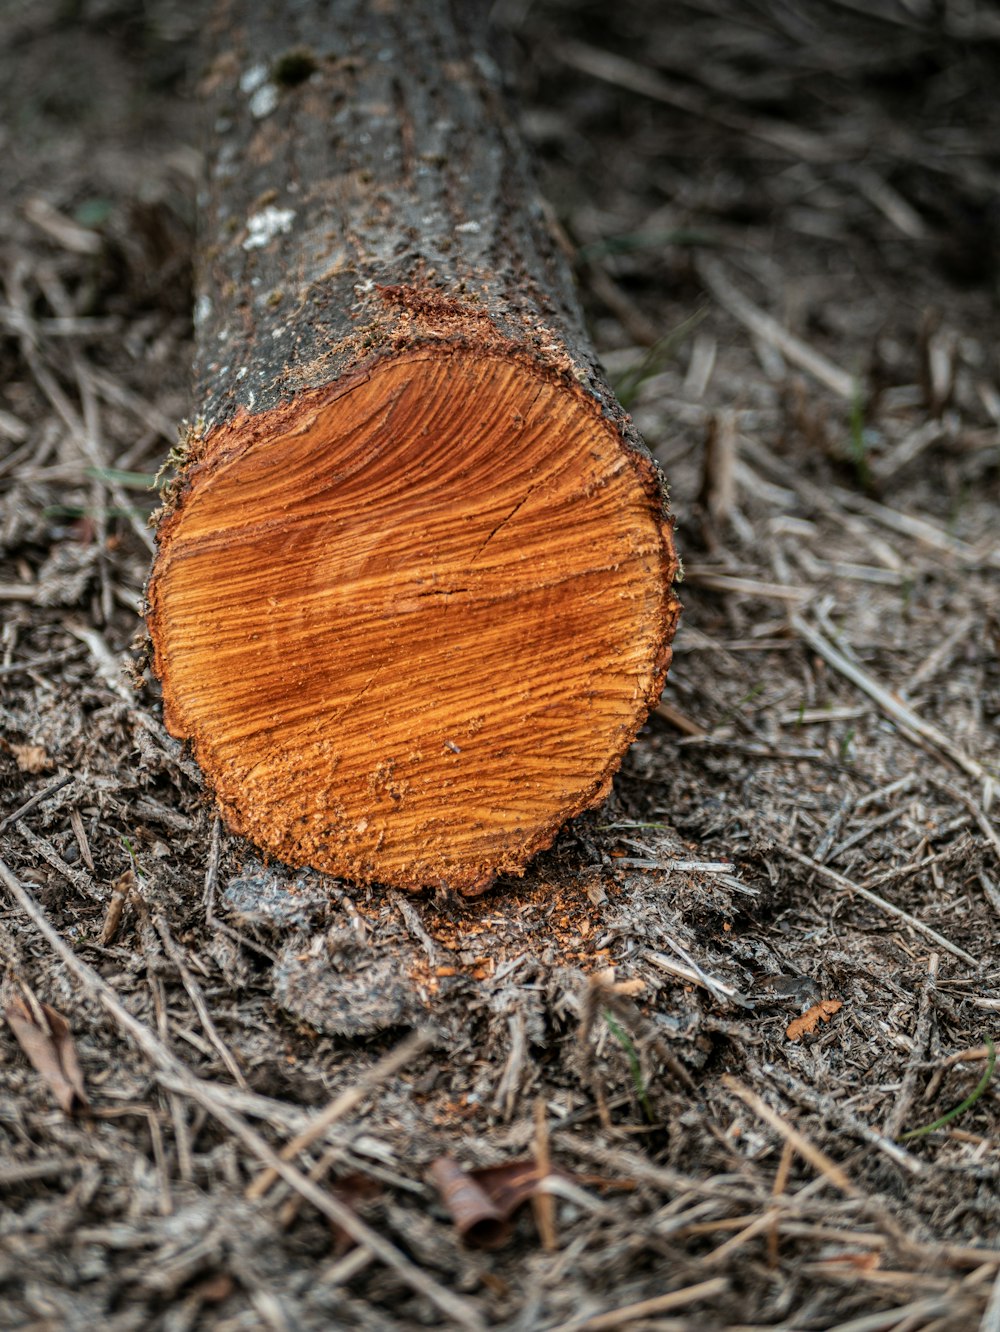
[2,2,999,1329]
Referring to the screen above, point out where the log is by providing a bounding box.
[146,0,680,894]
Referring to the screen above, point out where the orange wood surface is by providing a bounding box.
[149,349,679,891]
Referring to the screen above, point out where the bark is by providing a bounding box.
[146,0,681,893]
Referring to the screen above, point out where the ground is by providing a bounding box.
[1,1,999,1329]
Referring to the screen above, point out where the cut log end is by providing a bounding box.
[148,348,679,892]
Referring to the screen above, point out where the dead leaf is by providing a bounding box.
[429,1155,579,1249]
[430,1156,507,1248]
[786,998,843,1042]
[10,744,51,774]
[100,868,137,945]
[473,1159,554,1220]
[5,990,89,1114]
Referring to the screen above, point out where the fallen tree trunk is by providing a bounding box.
[146,0,680,893]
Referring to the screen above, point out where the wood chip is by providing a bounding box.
[786,999,843,1042]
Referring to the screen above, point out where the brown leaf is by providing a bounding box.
[429,1156,507,1249]
[5,991,89,1114]
[429,1155,577,1249]
[786,998,843,1042]
[99,869,137,945]
[474,1159,552,1219]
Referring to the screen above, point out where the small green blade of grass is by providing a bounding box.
[73,198,113,228]
[44,504,154,520]
[578,227,721,264]
[898,1036,995,1142]
[848,380,872,490]
[613,306,708,409]
[714,682,765,730]
[120,835,146,880]
[603,1009,654,1123]
[85,466,162,491]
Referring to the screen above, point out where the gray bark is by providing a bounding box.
[192,0,633,447]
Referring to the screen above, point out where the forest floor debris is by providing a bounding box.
[1,1,999,1328]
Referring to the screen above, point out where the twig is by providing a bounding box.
[823,804,910,866]
[0,582,52,602]
[931,779,1000,867]
[980,1266,1000,1332]
[779,844,978,967]
[555,38,838,163]
[533,1098,558,1252]
[89,365,176,443]
[645,942,751,1008]
[24,197,103,254]
[722,1076,859,1197]
[883,954,939,1140]
[768,1140,795,1267]
[0,1157,82,1186]
[0,649,84,678]
[698,409,738,536]
[654,699,707,736]
[65,622,203,785]
[978,872,1000,918]
[812,794,855,865]
[0,855,485,1332]
[64,622,134,705]
[317,1245,377,1290]
[0,773,73,835]
[873,419,945,481]
[16,822,98,900]
[832,488,991,567]
[703,1209,778,1267]
[152,913,248,1090]
[675,736,852,771]
[69,808,94,871]
[860,837,973,894]
[768,1068,923,1177]
[697,259,854,399]
[277,1140,346,1229]
[855,773,919,812]
[584,261,661,346]
[791,614,993,789]
[203,812,223,915]
[9,277,154,562]
[854,167,928,241]
[543,1276,728,1332]
[245,1026,434,1201]
[824,1297,957,1332]
[901,615,976,700]
[681,567,811,602]
[73,354,157,556]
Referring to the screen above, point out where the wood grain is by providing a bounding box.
[149,350,677,890]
